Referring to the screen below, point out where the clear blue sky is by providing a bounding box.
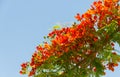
[0,0,120,77]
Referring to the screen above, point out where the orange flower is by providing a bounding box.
[107,63,118,72]
[75,13,81,21]
[86,9,95,14]
[28,68,36,76]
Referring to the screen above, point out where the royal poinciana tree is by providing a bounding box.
[20,0,120,77]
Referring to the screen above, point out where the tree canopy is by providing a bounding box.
[20,0,120,77]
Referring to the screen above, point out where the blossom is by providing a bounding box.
[75,13,81,21]
[20,0,120,76]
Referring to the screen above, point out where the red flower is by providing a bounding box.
[21,62,28,68]
[19,71,23,74]
[93,37,98,42]
[111,42,115,46]
[93,67,96,72]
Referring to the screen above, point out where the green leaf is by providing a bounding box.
[53,25,61,29]
[112,32,120,46]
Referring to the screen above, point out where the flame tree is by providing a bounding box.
[20,0,120,77]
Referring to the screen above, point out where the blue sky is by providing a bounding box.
[0,0,120,77]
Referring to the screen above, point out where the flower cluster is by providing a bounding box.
[20,0,120,77]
